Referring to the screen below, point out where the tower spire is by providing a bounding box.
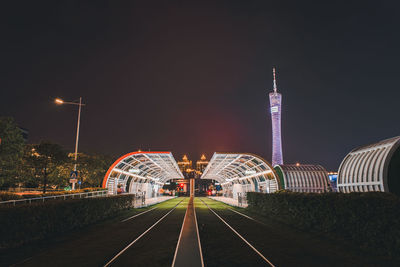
[273,67,277,93]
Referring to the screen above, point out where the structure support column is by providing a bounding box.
[190,179,195,197]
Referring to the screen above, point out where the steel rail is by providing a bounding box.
[193,198,205,267]
[171,197,204,267]
[104,198,187,267]
[171,199,190,267]
[121,207,158,222]
[226,208,266,225]
[199,198,275,267]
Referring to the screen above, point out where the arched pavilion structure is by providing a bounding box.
[102,151,184,198]
[200,152,281,199]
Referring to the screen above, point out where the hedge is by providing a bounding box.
[0,192,23,201]
[0,194,135,248]
[247,192,400,258]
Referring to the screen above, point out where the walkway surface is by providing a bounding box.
[172,196,204,267]
[140,196,175,207]
[208,196,248,207]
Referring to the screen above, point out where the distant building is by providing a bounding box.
[196,154,209,173]
[328,172,338,192]
[195,154,210,193]
[337,136,400,195]
[269,67,283,166]
[274,164,331,193]
[177,155,192,173]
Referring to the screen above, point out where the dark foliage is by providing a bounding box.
[0,194,135,248]
[247,192,400,258]
[0,117,25,188]
[27,142,68,193]
[0,192,23,201]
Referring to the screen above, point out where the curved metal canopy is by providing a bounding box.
[338,136,400,193]
[200,152,280,191]
[102,151,184,194]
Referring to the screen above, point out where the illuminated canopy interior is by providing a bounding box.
[200,152,281,196]
[102,151,184,195]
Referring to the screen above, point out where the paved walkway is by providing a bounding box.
[208,196,248,207]
[172,196,203,267]
[137,196,176,208]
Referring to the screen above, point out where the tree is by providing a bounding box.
[28,142,68,193]
[0,117,25,188]
[76,153,114,187]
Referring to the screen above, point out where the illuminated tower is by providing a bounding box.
[269,67,283,166]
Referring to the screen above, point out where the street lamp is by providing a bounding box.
[55,97,86,190]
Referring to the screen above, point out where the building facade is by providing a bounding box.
[328,172,338,192]
[177,154,192,173]
[196,154,209,173]
[337,136,400,195]
[269,68,283,166]
[274,164,331,193]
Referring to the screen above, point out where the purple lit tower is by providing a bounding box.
[269,67,283,166]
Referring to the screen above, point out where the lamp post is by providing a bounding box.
[55,97,85,190]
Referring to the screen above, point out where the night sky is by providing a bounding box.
[1,1,399,170]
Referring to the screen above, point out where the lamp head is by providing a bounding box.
[55,98,64,105]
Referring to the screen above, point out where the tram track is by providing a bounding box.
[104,197,188,267]
[226,207,264,225]
[120,206,158,222]
[8,196,393,267]
[198,198,275,267]
[12,197,186,267]
[199,197,391,267]
[171,196,204,267]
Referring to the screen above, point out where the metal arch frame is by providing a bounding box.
[274,164,329,193]
[337,136,400,193]
[200,152,281,193]
[102,151,184,194]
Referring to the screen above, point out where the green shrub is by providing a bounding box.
[247,192,400,258]
[0,194,135,248]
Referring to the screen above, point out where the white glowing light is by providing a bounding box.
[128,168,140,174]
[245,170,257,175]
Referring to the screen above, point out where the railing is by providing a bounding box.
[4,188,66,193]
[0,190,108,206]
[132,192,146,207]
[237,192,247,207]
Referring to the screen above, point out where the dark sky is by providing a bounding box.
[1,0,399,170]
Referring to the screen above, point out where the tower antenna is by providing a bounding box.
[273,67,277,93]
